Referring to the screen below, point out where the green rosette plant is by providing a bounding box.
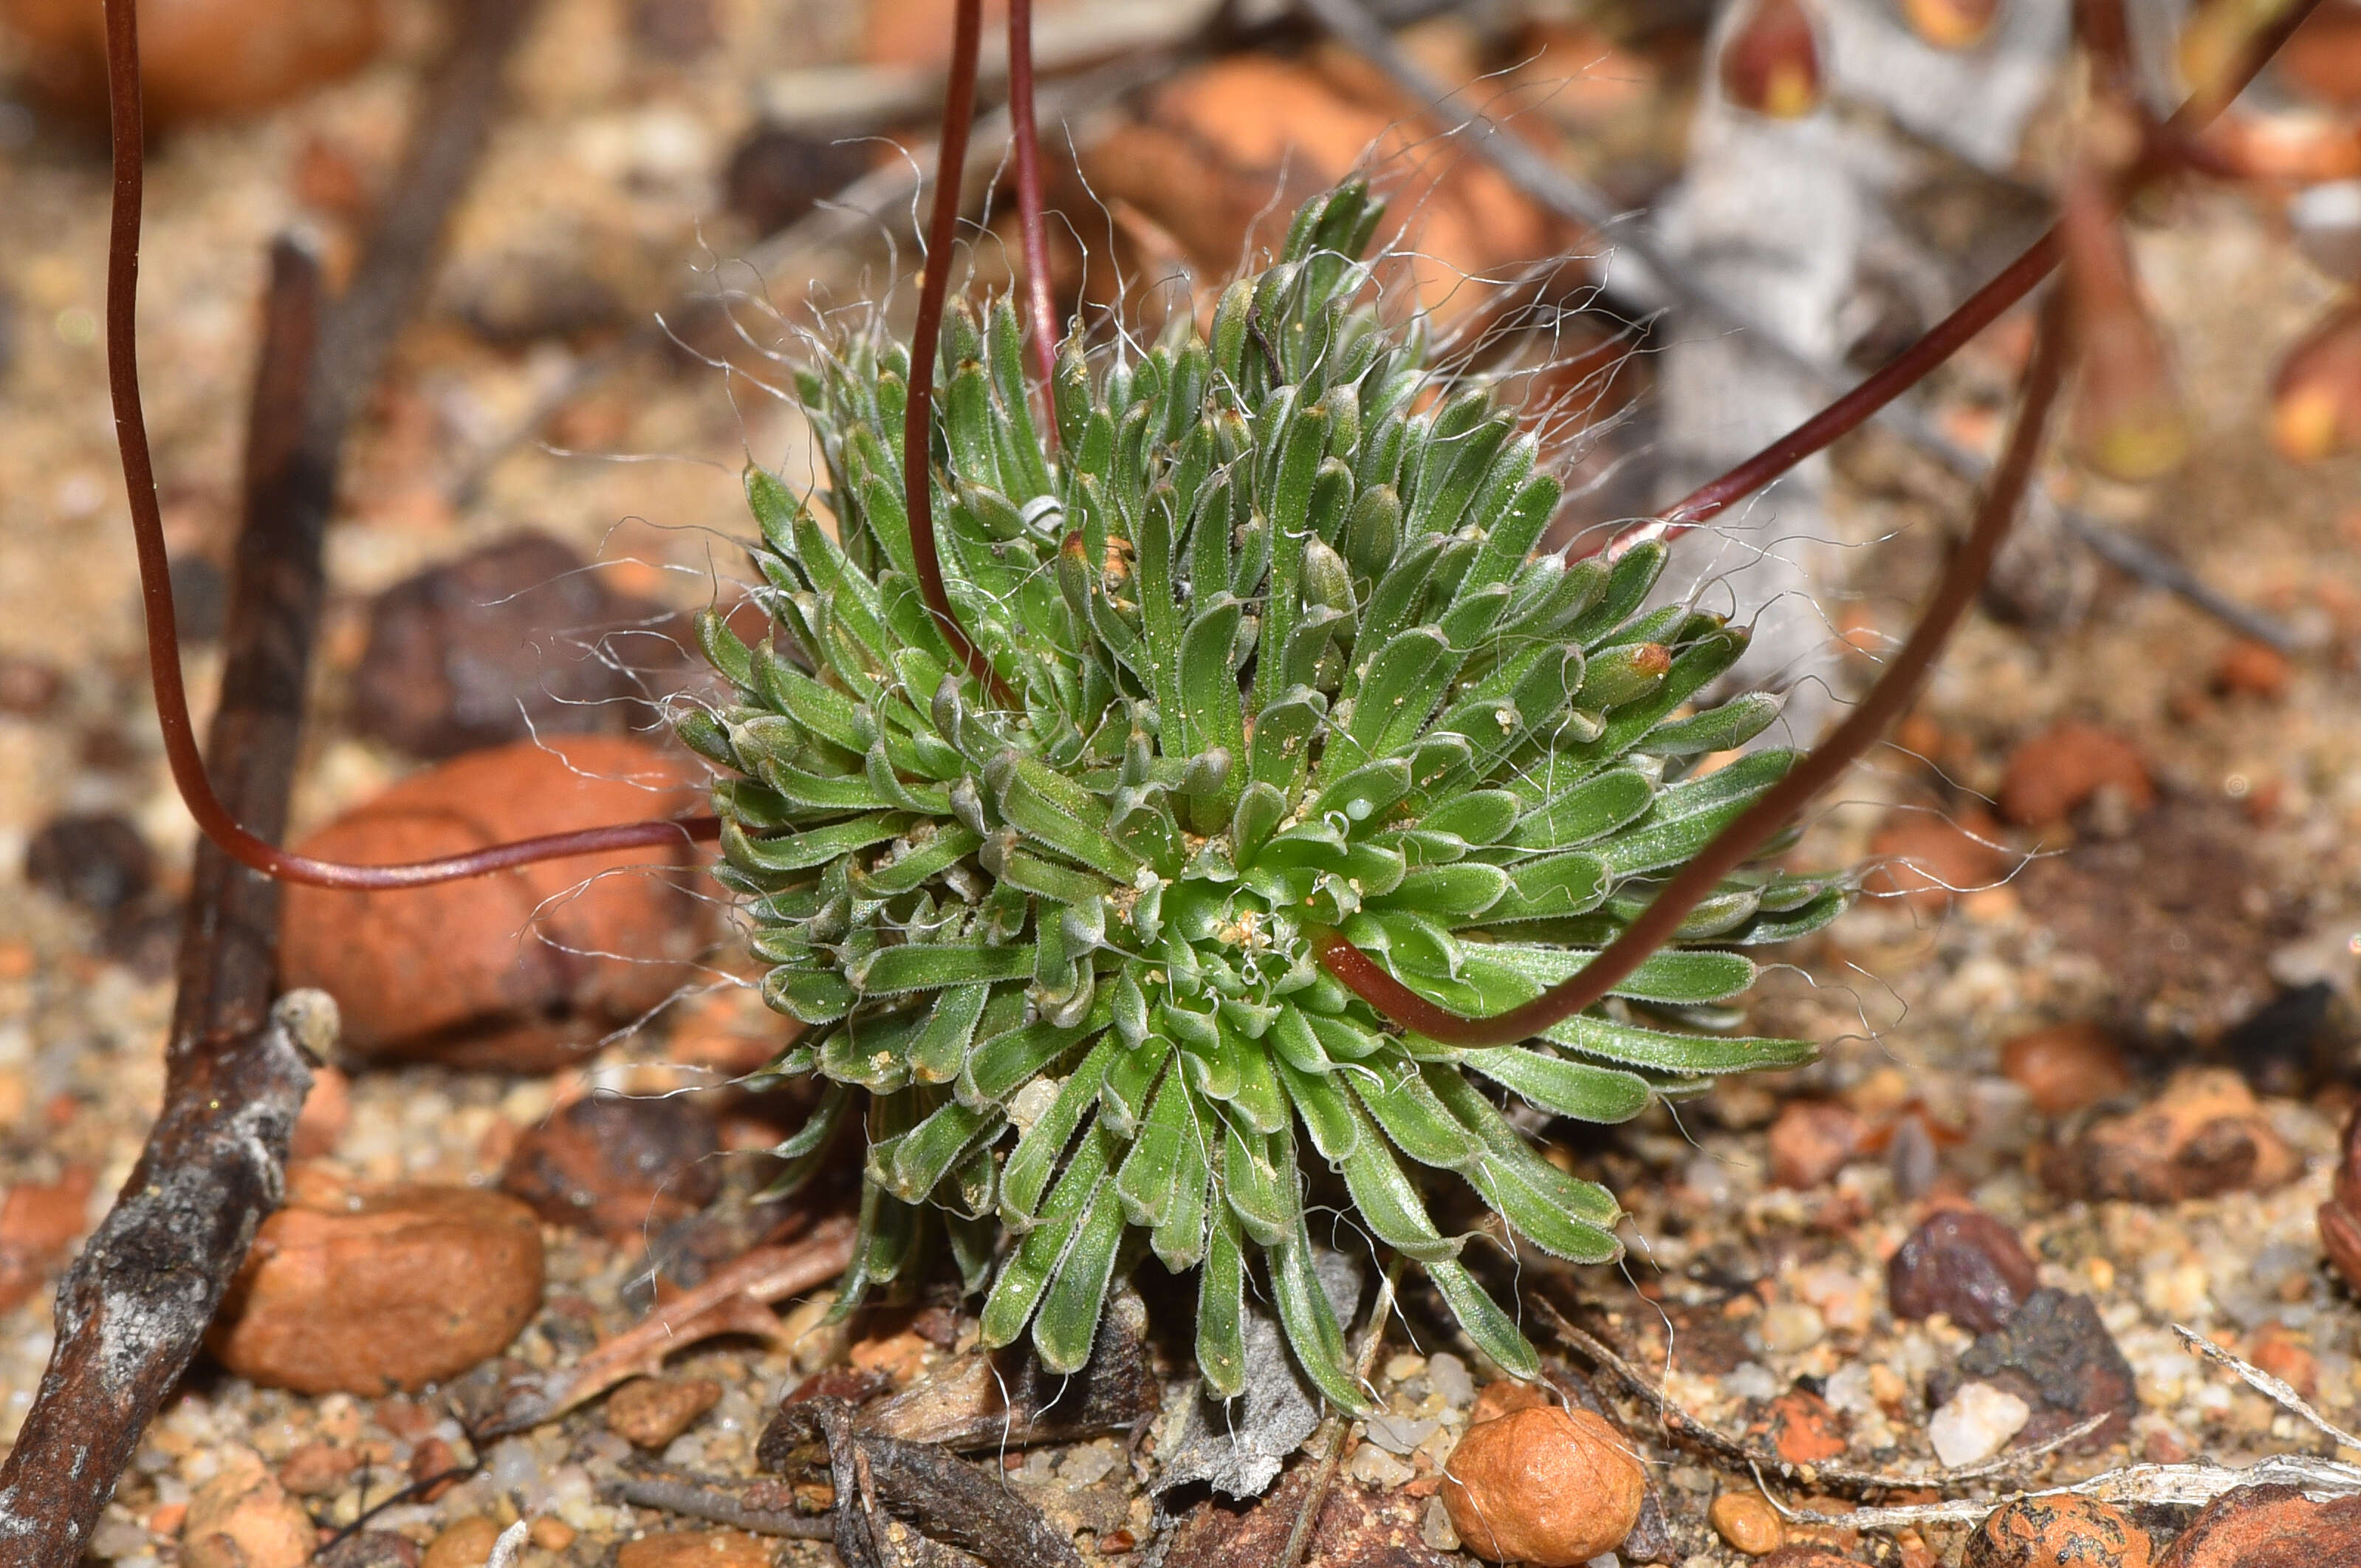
[682,182,1848,1411]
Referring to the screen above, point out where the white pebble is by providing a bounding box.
[1756,1303,1826,1355]
[1427,1352,1476,1408]
[1927,1381,2032,1468]
[1363,1413,1439,1456]
[1345,1441,1415,1487]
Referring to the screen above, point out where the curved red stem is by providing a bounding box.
[1320,289,2074,1046]
[1008,0,1059,396]
[103,0,716,889]
[907,0,1018,707]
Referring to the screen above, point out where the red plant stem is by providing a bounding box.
[103,0,716,889]
[1008,0,1060,396]
[1320,290,2073,1047]
[907,0,1019,707]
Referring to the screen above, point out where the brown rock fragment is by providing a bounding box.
[275,1441,357,1497]
[2041,1067,2299,1203]
[2155,1482,2361,1568]
[1888,1209,2039,1332]
[1999,1024,2131,1115]
[607,1376,724,1448]
[278,736,707,1067]
[1967,1495,2153,1568]
[502,1092,720,1238]
[181,1450,316,1568]
[1998,722,2154,829]
[1759,1547,1863,1568]
[1713,1493,1786,1555]
[2321,1103,2361,1295]
[2213,640,2292,701]
[208,1177,544,1395]
[614,1532,775,1568]
[422,1518,505,1568]
[1768,1102,1863,1189]
[1442,1406,1644,1567]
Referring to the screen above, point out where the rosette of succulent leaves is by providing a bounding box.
[686,183,1848,1411]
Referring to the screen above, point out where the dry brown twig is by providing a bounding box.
[479,1216,857,1435]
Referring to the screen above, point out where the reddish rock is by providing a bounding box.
[1888,1209,2038,1333]
[278,736,707,1068]
[2247,1324,2320,1401]
[2213,640,2292,701]
[1952,1289,2137,1448]
[1442,1406,1645,1567]
[4,0,382,125]
[1999,1024,2132,1116]
[1754,1389,1847,1466]
[2041,1067,2300,1204]
[2322,1103,2361,1295]
[502,1092,720,1239]
[2155,1482,2361,1568]
[1758,1548,1863,1568]
[1967,1496,2152,1568]
[0,1164,93,1312]
[208,1177,544,1395]
[1998,722,2154,829]
[1864,808,2009,912]
[606,1376,723,1449]
[1768,1102,1863,1189]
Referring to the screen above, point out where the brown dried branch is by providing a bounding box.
[478,1216,857,1435]
[0,4,538,1558]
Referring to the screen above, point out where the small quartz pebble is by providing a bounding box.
[1710,1493,1786,1555]
[1965,1495,2152,1568]
[1888,1208,2038,1332]
[1999,1024,2132,1115]
[615,1532,774,1568]
[1757,1302,1826,1354]
[1346,1440,1416,1487]
[206,1176,544,1395]
[1364,1411,1441,1455]
[1928,1381,2032,1468]
[1442,1406,1644,1567]
[1767,1102,1863,1188]
[607,1376,723,1448]
[1427,1352,1476,1408]
[181,1450,315,1568]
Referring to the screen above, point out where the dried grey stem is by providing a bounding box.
[2175,1324,2361,1452]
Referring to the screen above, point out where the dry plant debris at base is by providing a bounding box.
[7,1,2361,1566]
